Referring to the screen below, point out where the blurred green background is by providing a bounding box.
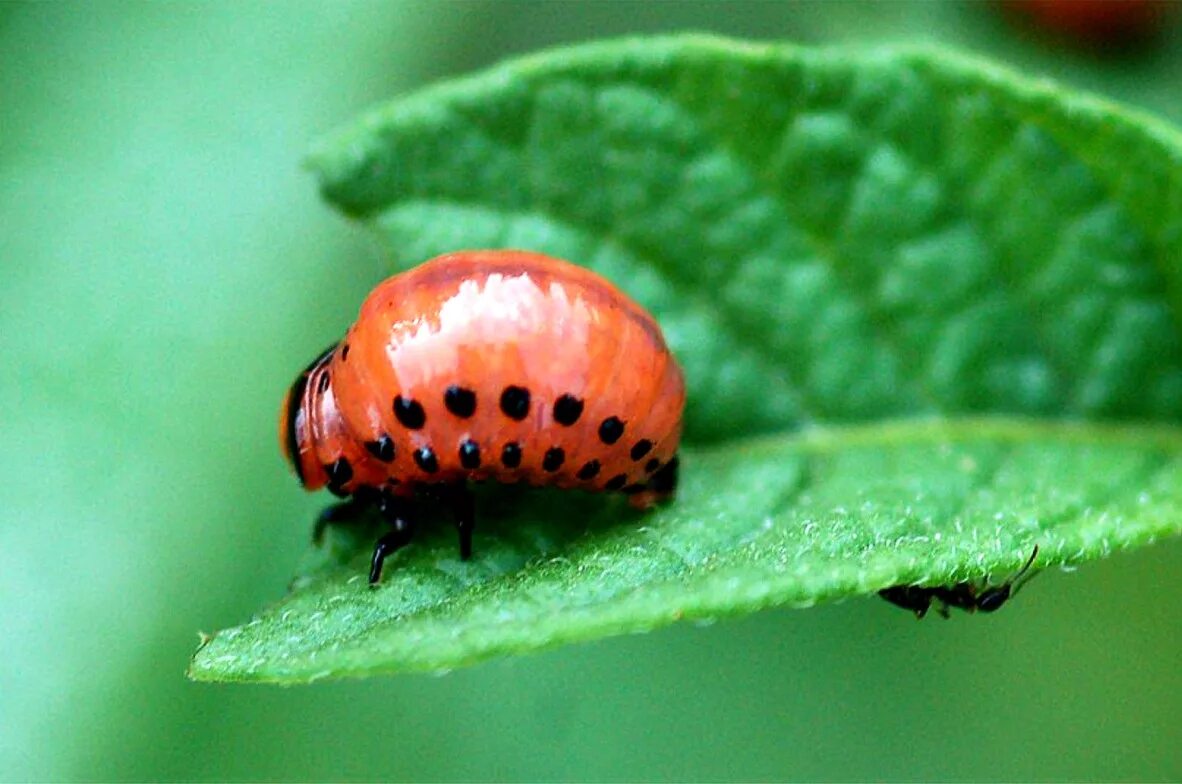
[3,2,1181,780]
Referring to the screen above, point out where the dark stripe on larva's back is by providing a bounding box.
[286,342,338,487]
[285,372,308,486]
[304,342,339,375]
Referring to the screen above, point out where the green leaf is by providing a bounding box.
[191,36,1182,682]
[191,420,1182,683]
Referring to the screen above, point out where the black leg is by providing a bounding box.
[649,455,680,495]
[313,486,379,545]
[449,483,476,560]
[368,494,416,585]
[429,481,476,559]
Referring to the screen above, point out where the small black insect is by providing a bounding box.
[879,546,1040,619]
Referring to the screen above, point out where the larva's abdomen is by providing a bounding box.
[281,250,684,510]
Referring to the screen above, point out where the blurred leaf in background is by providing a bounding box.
[2,1,1181,781]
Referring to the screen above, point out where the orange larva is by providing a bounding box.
[280,250,686,583]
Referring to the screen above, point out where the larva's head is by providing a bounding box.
[278,344,337,493]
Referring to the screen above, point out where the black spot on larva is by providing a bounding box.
[459,439,481,469]
[444,385,476,418]
[650,455,679,494]
[317,372,330,394]
[325,457,353,497]
[500,386,531,420]
[599,416,625,445]
[340,343,350,362]
[414,446,438,474]
[604,473,627,491]
[622,483,646,495]
[364,434,395,462]
[542,447,565,472]
[577,460,601,480]
[552,394,584,426]
[630,439,653,460]
[645,458,661,474]
[501,442,522,468]
[393,396,426,429]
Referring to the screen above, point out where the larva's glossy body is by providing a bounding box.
[280,250,685,582]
